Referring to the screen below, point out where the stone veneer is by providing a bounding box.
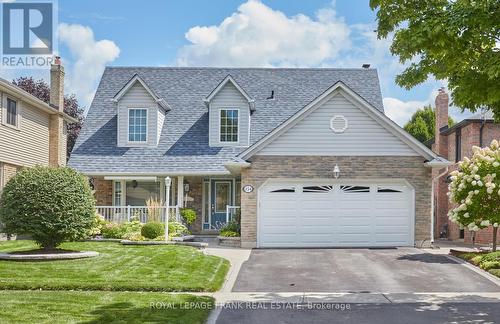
[240,155,432,248]
[1,163,19,189]
[92,178,112,206]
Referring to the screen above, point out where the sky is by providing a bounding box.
[0,0,471,125]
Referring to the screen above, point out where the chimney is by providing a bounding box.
[50,56,64,112]
[434,87,449,156]
[48,56,66,167]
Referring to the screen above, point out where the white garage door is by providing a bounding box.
[258,180,414,247]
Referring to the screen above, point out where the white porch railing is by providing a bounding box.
[96,206,179,223]
[226,205,240,223]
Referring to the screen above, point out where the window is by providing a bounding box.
[455,128,461,162]
[220,109,238,142]
[303,185,333,193]
[6,98,17,126]
[270,187,295,193]
[340,185,370,193]
[128,109,147,142]
[113,181,122,206]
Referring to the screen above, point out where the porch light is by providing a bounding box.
[164,177,172,241]
[333,164,340,179]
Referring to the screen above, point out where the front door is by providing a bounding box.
[210,180,232,229]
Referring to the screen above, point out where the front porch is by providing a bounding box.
[92,175,241,234]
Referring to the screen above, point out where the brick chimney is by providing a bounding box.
[48,56,66,167]
[434,87,449,156]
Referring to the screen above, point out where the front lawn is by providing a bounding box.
[0,240,229,291]
[0,290,213,324]
[453,251,500,278]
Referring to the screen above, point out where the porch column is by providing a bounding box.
[177,176,184,208]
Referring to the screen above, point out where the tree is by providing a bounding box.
[448,140,500,251]
[0,167,95,250]
[370,0,500,120]
[403,105,454,143]
[12,77,84,157]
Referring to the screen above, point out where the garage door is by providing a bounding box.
[258,180,414,247]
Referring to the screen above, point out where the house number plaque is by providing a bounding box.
[242,185,254,193]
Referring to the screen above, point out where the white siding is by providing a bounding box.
[209,82,250,147]
[117,82,160,147]
[157,108,165,144]
[0,91,50,167]
[258,92,419,156]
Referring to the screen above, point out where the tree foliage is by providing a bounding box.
[403,105,454,143]
[370,0,500,120]
[0,167,95,249]
[448,140,500,251]
[12,77,84,157]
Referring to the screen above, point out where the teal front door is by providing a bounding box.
[210,180,232,229]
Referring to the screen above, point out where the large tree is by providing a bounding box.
[404,105,454,143]
[12,77,84,157]
[370,0,500,120]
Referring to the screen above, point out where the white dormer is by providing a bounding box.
[205,75,253,147]
[112,74,170,147]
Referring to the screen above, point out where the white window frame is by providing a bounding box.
[113,180,126,206]
[127,108,148,144]
[218,108,240,144]
[2,96,21,130]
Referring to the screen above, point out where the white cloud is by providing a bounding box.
[177,0,350,67]
[383,97,428,126]
[58,23,120,108]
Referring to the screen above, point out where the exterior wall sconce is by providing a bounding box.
[184,183,190,192]
[333,164,340,179]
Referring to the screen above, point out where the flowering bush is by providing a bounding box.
[448,140,500,250]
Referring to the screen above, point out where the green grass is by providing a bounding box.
[0,290,214,324]
[454,251,500,278]
[0,240,229,291]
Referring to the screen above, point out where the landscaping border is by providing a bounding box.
[0,251,99,261]
[120,240,207,248]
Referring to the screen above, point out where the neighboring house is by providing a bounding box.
[431,89,500,244]
[69,67,449,248]
[0,62,76,191]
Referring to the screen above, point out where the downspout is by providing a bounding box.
[431,166,450,246]
[479,119,486,147]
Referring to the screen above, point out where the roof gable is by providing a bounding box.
[239,82,440,160]
[204,75,255,110]
[112,74,171,111]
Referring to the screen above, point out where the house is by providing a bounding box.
[0,60,76,191]
[69,67,450,248]
[432,89,500,245]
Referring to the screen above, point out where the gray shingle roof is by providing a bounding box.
[69,67,384,174]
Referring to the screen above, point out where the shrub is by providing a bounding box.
[123,220,142,234]
[168,222,190,238]
[220,219,240,234]
[448,140,500,251]
[180,208,197,225]
[141,222,165,239]
[88,214,106,237]
[101,223,126,239]
[489,269,500,278]
[0,167,95,249]
[220,230,240,237]
[122,231,144,241]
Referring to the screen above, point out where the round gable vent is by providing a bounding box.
[330,115,348,133]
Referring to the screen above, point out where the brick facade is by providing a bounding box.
[92,177,113,206]
[0,162,19,189]
[240,155,432,248]
[184,176,203,234]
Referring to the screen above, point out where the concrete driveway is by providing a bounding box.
[232,248,500,293]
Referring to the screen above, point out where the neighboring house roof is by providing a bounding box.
[69,67,387,175]
[426,110,496,146]
[0,78,78,123]
[238,81,440,162]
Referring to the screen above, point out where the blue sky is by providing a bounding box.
[1,0,469,124]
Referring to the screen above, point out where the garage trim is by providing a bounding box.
[257,178,415,248]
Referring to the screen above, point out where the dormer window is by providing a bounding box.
[128,108,147,142]
[220,109,239,143]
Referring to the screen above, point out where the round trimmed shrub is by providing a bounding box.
[0,166,95,249]
[180,208,197,225]
[141,222,165,239]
